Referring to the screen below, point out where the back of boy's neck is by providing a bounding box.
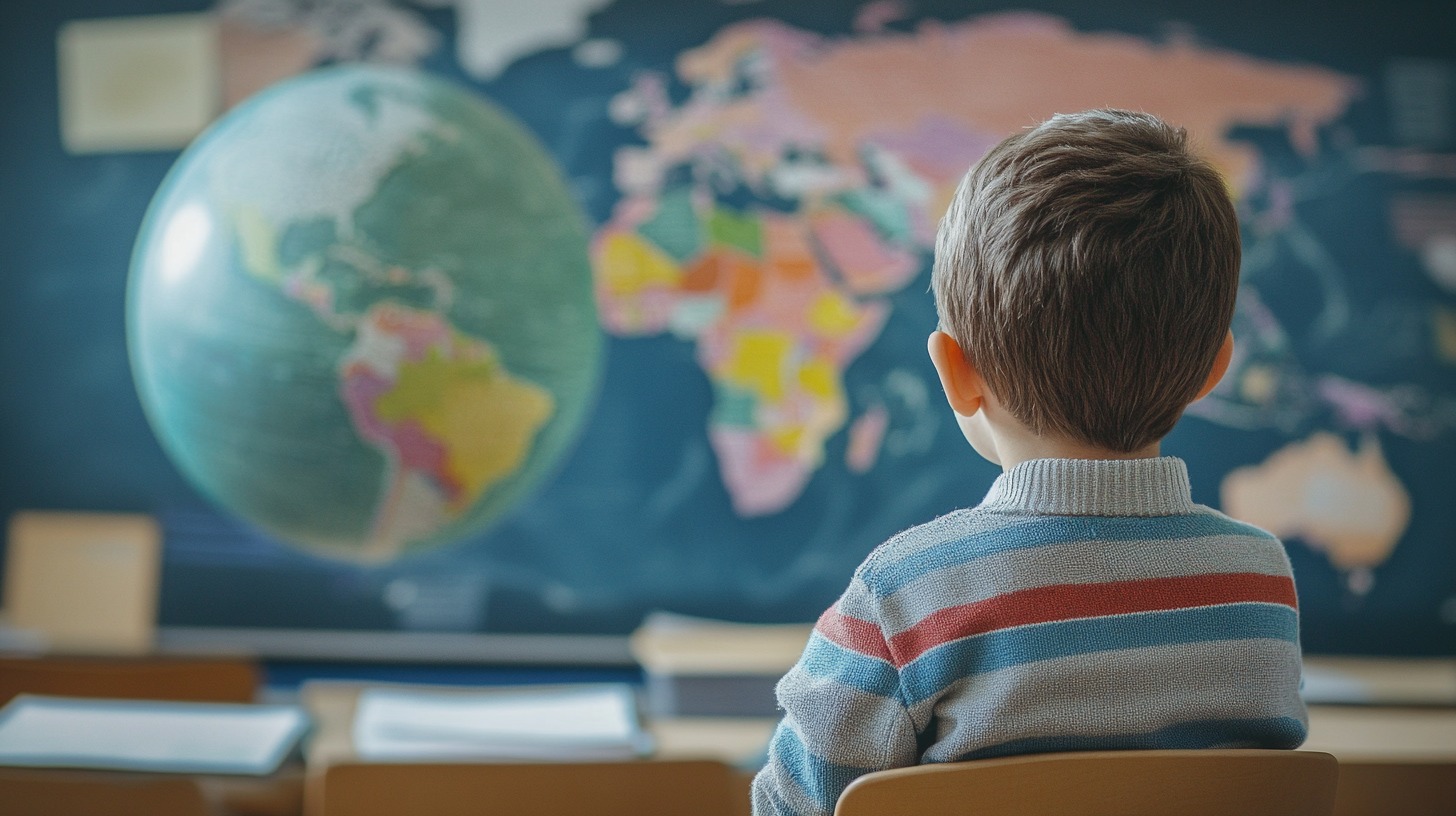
[995,437,1161,470]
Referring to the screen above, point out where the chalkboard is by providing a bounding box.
[2,0,1452,658]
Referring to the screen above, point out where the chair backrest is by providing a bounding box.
[834,749,1339,816]
[316,759,743,816]
[0,769,209,816]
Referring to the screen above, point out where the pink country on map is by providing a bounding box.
[595,11,1359,517]
[340,303,554,558]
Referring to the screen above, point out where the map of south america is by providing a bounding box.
[218,75,567,557]
[342,304,553,558]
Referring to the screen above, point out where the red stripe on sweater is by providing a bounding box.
[888,572,1297,668]
[815,606,894,663]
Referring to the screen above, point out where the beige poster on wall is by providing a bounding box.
[3,511,161,654]
[57,13,220,154]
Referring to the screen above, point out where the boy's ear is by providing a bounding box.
[1193,331,1236,401]
[927,330,985,417]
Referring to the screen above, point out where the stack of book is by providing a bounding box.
[629,612,812,718]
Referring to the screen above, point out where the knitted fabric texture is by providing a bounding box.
[750,456,1308,816]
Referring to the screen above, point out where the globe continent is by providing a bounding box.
[128,66,601,560]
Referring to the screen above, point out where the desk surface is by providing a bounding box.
[4,681,1452,816]
[650,706,1456,767]
[301,681,775,768]
[1303,706,1456,763]
[299,681,1456,769]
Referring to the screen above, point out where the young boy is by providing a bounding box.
[751,109,1307,816]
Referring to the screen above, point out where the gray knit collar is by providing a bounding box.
[979,456,1196,517]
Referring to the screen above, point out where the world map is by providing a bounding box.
[578,12,1452,617]
[594,12,1366,519]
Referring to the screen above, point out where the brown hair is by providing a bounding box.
[932,109,1240,452]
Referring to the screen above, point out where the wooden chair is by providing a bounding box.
[834,749,1339,816]
[314,759,743,816]
[0,769,209,816]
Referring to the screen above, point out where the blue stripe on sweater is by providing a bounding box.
[865,513,1275,597]
[798,604,1298,707]
[950,716,1309,761]
[768,722,875,814]
[797,632,901,699]
[900,603,1298,704]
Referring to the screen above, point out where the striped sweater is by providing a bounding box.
[750,456,1307,816]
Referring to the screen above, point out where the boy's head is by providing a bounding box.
[930,108,1239,458]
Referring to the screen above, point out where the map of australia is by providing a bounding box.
[593,12,1358,516]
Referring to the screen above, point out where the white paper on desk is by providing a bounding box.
[1301,657,1456,705]
[0,695,309,775]
[353,684,651,761]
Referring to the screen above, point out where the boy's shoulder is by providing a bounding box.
[853,503,1285,596]
[851,506,1022,591]
[1177,504,1286,549]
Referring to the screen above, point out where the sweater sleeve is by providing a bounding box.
[750,574,919,816]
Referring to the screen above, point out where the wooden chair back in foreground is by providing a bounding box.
[834,749,1340,816]
[0,655,259,706]
[0,769,209,816]
[316,759,742,816]
[1333,761,1456,816]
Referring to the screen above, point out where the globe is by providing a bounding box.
[128,66,601,560]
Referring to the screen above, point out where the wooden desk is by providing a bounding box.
[300,681,772,767]
[301,682,764,816]
[11,681,1428,816]
[1304,705,1456,762]
[300,681,1456,816]
[647,706,1456,768]
[0,654,301,816]
[302,681,764,816]
[1303,705,1456,816]
[644,707,1456,816]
